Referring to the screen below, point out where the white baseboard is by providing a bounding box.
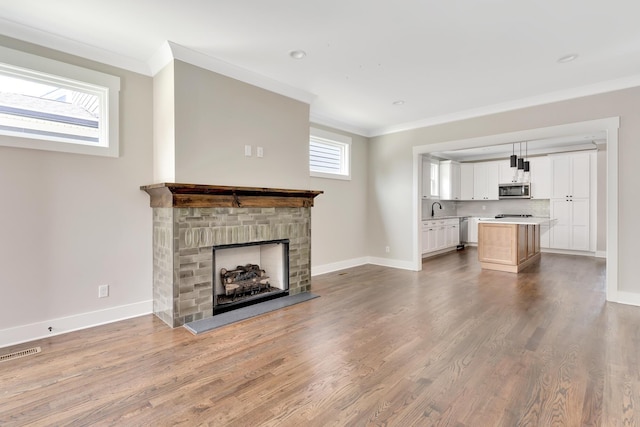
[613,291,640,307]
[540,248,596,257]
[366,256,417,271]
[312,255,418,276]
[0,300,153,349]
[312,257,369,276]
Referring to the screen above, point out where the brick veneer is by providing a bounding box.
[152,207,311,327]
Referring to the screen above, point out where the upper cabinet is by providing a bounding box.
[422,152,584,203]
[439,160,461,200]
[529,156,550,199]
[460,163,474,200]
[550,152,590,199]
[422,156,440,199]
[473,161,499,200]
[498,159,516,184]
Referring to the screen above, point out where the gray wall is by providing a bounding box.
[0,38,371,344]
[369,87,639,293]
[173,60,311,189]
[0,35,154,332]
[310,124,369,269]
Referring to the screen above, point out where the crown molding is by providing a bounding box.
[370,74,640,137]
[0,18,151,75]
[148,41,316,106]
[309,111,369,137]
[2,17,639,137]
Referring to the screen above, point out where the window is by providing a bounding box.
[309,127,351,180]
[0,45,120,157]
[430,159,440,197]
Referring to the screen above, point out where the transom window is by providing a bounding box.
[309,127,351,180]
[0,45,120,157]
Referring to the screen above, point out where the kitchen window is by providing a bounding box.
[309,127,351,180]
[430,159,440,197]
[0,45,120,157]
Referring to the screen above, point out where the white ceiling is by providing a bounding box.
[1,0,640,136]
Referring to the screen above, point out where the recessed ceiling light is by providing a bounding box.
[289,50,306,60]
[557,54,578,63]
[392,100,405,106]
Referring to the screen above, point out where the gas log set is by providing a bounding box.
[218,264,275,305]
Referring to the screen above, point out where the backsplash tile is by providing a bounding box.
[455,199,550,217]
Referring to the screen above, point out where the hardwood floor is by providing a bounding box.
[1,249,638,426]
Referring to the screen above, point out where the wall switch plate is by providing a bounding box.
[257,146,264,158]
[244,145,252,157]
[98,284,109,298]
[385,246,390,253]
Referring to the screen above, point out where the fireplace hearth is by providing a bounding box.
[141,183,322,327]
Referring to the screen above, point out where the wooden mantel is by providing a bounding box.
[140,183,323,208]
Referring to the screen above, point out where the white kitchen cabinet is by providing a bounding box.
[422,218,460,254]
[467,217,479,243]
[529,156,550,199]
[550,198,590,250]
[460,163,474,200]
[422,156,440,199]
[550,152,590,199]
[540,223,550,249]
[422,226,434,253]
[498,159,517,183]
[549,152,591,251]
[473,161,500,200]
[445,222,460,247]
[439,160,461,200]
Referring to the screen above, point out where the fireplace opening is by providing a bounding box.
[212,239,289,315]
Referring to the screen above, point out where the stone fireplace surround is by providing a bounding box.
[141,183,322,328]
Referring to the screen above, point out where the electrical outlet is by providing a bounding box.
[98,284,109,298]
[244,145,252,157]
[385,246,390,253]
[257,146,264,158]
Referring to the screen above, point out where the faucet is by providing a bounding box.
[431,201,442,217]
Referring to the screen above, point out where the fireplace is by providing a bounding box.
[140,183,322,327]
[213,239,289,314]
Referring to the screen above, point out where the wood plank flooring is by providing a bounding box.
[1,249,638,426]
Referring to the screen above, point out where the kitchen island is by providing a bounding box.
[477,218,550,273]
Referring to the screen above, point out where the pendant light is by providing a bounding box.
[524,141,530,172]
[517,142,524,170]
[510,143,517,168]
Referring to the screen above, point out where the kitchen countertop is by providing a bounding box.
[478,217,553,225]
[421,215,464,221]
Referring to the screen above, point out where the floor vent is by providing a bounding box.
[0,347,41,363]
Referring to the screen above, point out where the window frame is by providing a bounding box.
[430,159,440,197]
[309,127,351,181]
[0,45,120,158]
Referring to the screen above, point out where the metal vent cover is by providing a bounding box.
[0,346,41,363]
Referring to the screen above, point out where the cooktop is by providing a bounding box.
[495,214,533,218]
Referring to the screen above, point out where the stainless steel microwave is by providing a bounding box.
[498,183,531,199]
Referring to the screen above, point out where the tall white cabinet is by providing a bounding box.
[549,152,591,251]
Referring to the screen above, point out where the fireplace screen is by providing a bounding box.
[212,239,289,314]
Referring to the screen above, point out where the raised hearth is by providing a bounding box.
[141,183,322,327]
